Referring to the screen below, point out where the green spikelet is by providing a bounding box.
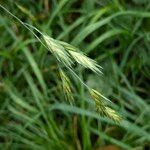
[59,69,74,105]
[90,89,121,123]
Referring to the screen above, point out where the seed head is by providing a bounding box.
[43,35,72,66]
[105,107,122,123]
[59,40,102,74]
[69,51,102,73]
[90,89,121,123]
[60,69,74,105]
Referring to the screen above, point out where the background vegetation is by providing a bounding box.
[0,0,150,149]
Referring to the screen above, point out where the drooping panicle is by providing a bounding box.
[43,35,120,123]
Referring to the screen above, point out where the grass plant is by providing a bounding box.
[0,0,150,149]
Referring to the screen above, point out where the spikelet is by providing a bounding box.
[70,51,102,74]
[105,107,122,123]
[43,35,72,66]
[59,69,74,105]
[58,40,77,52]
[59,41,102,74]
[90,89,121,123]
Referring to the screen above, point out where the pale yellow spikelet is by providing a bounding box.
[105,107,122,123]
[60,69,74,105]
[43,35,72,66]
[90,89,106,113]
[90,89,121,123]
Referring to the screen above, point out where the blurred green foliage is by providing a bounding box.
[0,0,150,149]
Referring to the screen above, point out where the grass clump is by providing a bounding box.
[0,0,150,149]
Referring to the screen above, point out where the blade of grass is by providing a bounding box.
[71,10,150,46]
[90,128,131,149]
[48,103,150,140]
[22,47,47,95]
[86,29,126,53]
[23,71,58,141]
[5,81,37,113]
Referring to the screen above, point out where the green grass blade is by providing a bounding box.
[22,47,47,95]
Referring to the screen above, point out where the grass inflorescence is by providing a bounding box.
[0,1,150,149]
[43,34,121,122]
